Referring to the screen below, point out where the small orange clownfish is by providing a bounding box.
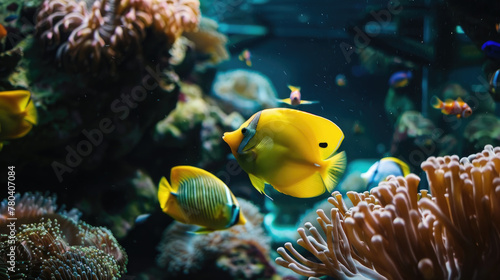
[238,49,252,67]
[431,96,472,118]
[277,85,319,106]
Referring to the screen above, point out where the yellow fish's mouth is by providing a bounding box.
[222,131,243,150]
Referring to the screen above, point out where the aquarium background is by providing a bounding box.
[1,0,500,279]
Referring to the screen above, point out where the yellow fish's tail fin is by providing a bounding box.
[322,151,347,193]
[0,90,31,113]
[158,177,174,212]
[431,96,443,109]
[288,85,300,92]
[24,99,38,125]
[277,98,292,105]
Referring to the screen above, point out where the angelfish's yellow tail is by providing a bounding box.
[321,151,347,193]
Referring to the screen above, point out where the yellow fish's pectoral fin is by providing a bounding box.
[322,151,347,193]
[0,90,31,113]
[249,173,267,194]
[24,99,38,125]
[299,100,319,105]
[277,98,292,105]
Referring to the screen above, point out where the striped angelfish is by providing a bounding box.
[158,166,247,233]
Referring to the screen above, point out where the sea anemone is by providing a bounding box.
[35,0,200,72]
[276,145,500,280]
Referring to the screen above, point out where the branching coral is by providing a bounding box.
[0,193,127,279]
[35,0,200,72]
[276,145,500,280]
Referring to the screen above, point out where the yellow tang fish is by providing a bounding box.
[158,165,247,233]
[0,90,38,150]
[223,108,346,198]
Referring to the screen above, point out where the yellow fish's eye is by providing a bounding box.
[241,127,248,135]
[319,142,328,148]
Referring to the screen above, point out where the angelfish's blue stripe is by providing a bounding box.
[237,111,261,154]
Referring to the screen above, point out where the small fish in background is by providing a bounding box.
[335,74,347,87]
[431,96,472,118]
[158,165,247,234]
[496,23,500,33]
[277,85,319,106]
[481,41,500,60]
[0,23,7,40]
[489,69,500,94]
[389,70,412,88]
[4,15,18,23]
[0,90,38,150]
[223,108,346,198]
[238,49,252,67]
[352,120,365,135]
[361,157,410,190]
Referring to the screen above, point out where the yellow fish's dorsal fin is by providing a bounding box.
[24,99,38,125]
[170,165,221,188]
[444,98,455,103]
[0,90,31,113]
[456,97,464,103]
[322,151,347,193]
[288,85,300,92]
[382,157,411,177]
[277,98,292,105]
[430,96,442,109]
[158,176,175,212]
[248,173,266,195]
[275,109,344,160]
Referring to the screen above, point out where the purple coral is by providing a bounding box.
[35,0,200,72]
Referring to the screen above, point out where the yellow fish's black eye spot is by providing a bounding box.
[319,142,328,148]
[242,127,248,134]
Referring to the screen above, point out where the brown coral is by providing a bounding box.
[35,0,200,72]
[0,193,127,279]
[157,198,277,279]
[276,145,500,280]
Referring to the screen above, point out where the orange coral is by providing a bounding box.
[276,145,500,280]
